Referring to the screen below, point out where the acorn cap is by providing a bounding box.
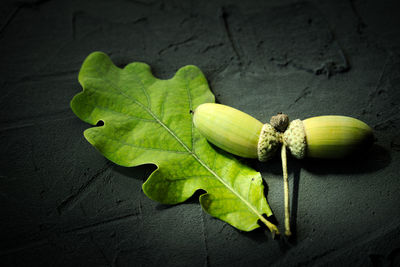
[257,123,281,162]
[283,119,307,159]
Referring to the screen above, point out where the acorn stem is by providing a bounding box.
[281,144,292,236]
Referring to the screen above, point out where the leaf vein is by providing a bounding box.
[87,65,269,229]
[164,175,212,182]
[91,74,193,152]
[184,71,194,152]
[93,104,156,123]
[137,71,152,109]
[94,131,189,154]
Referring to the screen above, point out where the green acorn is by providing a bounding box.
[193,103,374,236]
[193,103,374,161]
[193,103,263,158]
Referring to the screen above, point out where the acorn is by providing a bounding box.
[193,103,264,159]
[194,103,374,161]
[193,103,374,236]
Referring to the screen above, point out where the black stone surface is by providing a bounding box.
[1,0,400,266]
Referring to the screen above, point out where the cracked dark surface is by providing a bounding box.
[1,0,400,266]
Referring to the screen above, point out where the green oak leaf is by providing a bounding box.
[70,52,278,233]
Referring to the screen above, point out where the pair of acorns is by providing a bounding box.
[193,103,374,236]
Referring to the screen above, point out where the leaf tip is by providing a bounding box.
[78,51,113,83]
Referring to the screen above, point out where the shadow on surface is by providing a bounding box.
[111,143,390,246]
[250,144,390,244]
[242,225,276,244]
[289,159,301,244]
[251,144,390,177]
[300,144,390,175]
[155,189,207,211]
[113,163,157,182]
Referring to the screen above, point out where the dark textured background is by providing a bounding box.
[1,0,400,266]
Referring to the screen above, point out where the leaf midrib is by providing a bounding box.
[88,70,269,227]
